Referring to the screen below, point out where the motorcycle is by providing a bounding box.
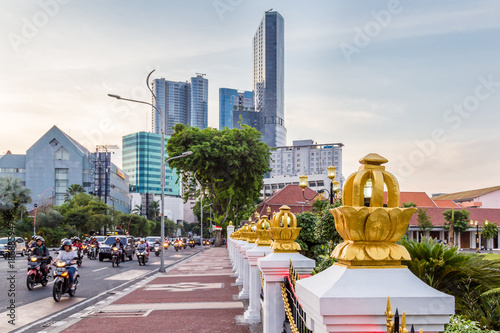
[188,239,195,248]
[52,260,78,302]
[87,244,98,260]
[203,239,210,246]
[182,239,187,249]
[26,256,50,290]
[111,246,121,267]
[163,241,169,251]
[82,244,88,256]
[136,246,149,266]
[72,246,82,267]
[154,243,160,256]
[174,240,181,252]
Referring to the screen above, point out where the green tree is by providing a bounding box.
[296,212,322,259]
[167,124,271,226]
[416,208,433,237]
[482,221,498,242]
[132,204,143,216]
[443,209,470,234]
[64,184,85,202]
[147,200,160,221]
[402,201,417,208]
[314,200,342,244]
[0,175,32,229]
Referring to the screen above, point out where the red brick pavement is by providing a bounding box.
[62,248,249,333]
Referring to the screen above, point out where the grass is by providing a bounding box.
[483,253,500,261]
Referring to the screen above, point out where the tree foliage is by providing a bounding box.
[64,184,85,202]
[482,221,498,241]
[402,201,417,208]
[167,124,271,226]
[0,175,31,228]
[416,208,433,235]
[443,209,470,234]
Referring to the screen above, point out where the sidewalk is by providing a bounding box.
[62,248,252,333]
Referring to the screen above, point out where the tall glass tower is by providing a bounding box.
[219,88,254,129]
[152,74,207,135]
[253,10,286,147]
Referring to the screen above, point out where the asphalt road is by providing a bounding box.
[0,245,202,333]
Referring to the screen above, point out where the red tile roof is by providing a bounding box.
[433,200,462,208]
[409,207,500,226]
[256,185,319,216]
[383,192,436,207]
[432,185,500,201]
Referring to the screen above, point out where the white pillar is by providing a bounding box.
[239,242,256,299]
[244,245,273,323]
[235,240,248,285]
[227,224,234,260]
[258,252,315,333]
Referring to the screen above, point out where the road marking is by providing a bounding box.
[103,301,244,311]
[104,269,146,281]
[92,267,107,272]
[0,297,84,333]
[144,282,223,292]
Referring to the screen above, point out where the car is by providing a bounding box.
[0,237,26,258]
[94,236,107,244]
[146,236,161,251]
[192,236,201,246]
[98,236,134,262]
[127,235,136,248]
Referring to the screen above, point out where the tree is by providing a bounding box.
[167,124,271,227]
[416,208,433,237]
[147,201,160,221]
[482,221,498,242]
[402,201,417,208]
[132,204,143,216]
[0,175,31,229]
[443,209,470,234]
[64,184,85,202]
[296,212,321,259]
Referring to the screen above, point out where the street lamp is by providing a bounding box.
[470,220,480,253]
[108,70,192,273]
[202,203,213,237]
[299,164,341,204]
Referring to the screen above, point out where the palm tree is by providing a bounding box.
[0,175,32,225]
[132,204,143,216]
[64,184,85,202]
[147,200,160,221]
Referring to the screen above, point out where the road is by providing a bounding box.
[0,245,202,333]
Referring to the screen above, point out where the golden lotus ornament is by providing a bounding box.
[255,209,273,246]
[270,205,301,252]
[331,153,416,267]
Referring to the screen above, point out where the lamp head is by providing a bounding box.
[299,173,308,190]
[327,164,336,181]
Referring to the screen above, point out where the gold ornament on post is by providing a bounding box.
[255,212,273,246]
[247,222,258,243]
[330,153,417,267]
[270,205,301,252]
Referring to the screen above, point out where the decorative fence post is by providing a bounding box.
[245,208,274,323]
[239,218,258,300]
[234,223,249,286]
[227,221,234,259]
[295,153,455,333]
[258,205,315,333]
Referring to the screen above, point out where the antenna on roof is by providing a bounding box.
[266,8,273,12]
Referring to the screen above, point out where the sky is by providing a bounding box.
[0,0,499,195]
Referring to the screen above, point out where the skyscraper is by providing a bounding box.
[253,10,286,147]
[152,74,208,135]
[219,88,254,129]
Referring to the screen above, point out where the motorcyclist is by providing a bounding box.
[137,239,149,259]
[89,236,100,248]
[31,236,50,278]
[57,238,68,252]
[111,237,124,259]
[28,236,37,250]
[55,240,77,289]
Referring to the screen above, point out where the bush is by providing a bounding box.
[444,315,497,333]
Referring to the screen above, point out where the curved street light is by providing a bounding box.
[298,164,341,204]
[108,71,192,273]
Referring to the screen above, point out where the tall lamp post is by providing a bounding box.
[108,70,192,272]
[298,164,340,204]
[470,220,480,253]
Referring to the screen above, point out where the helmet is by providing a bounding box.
[61,238,68,244]
[74,237,80,242]
[32,236,36,240]
[115,237,121,242]
[36,236,45,243]
[62,240,72,247]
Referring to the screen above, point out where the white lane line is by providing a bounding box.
[92,267,107,272]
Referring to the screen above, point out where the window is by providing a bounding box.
[55,147,69,160]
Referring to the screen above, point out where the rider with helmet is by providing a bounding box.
[31,236,50,278]
[111,237,124,260]
[55,240,78,289]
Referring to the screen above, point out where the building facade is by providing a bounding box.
[122,131,180,196]
[153,74,208,136]
[253,10,286,147]
[219,88,254,129]
[0,126,130,212]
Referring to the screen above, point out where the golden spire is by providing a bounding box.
[228,221,233,226]
[400,312,409,333]
[331,154,417,267]
[247,222,258,243]
[269,205,301,252]
[255,212,273,246]
[385,297,394,333]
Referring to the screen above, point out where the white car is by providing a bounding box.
[0,237,26,258]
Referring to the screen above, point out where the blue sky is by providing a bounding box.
[1,0,499,194]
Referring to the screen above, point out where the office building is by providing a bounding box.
[253,10,286,147]
[219,88,254,129]
[263,140,343,197]
[153,74,208,136]
[0,126,130,212]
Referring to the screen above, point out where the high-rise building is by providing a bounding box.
[153,74,208,136]
[219,88,254,129]
[263,140,343,197]
[122,132,180,196]
[253,10,286,147]
[0,126,130,212]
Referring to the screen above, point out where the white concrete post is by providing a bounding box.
[244,245,273,323]
[258,252,315,333]
[239,242,256,299]
[235,239,247,285]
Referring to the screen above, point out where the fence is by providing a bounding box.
[281,260,312,333]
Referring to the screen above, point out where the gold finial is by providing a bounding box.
[247,222,258,243]
[385,297,394,333]
[269,205,301,252]
[239,224,250,241]
[229,221,233,226]
[254,211,260,221]
[255,213,273,246]
[267,206,271,215]
[330,154,417,268]
[399,312,409,333]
